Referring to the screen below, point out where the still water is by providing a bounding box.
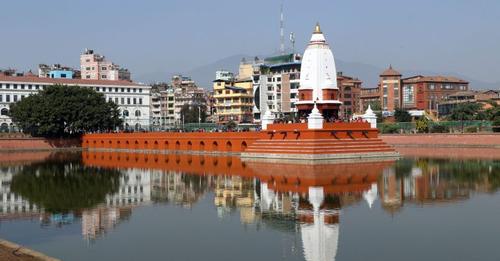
[1,151,499,261]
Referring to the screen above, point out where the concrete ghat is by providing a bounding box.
[240,151,400,162]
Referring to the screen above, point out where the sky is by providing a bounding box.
[1,0,499,84]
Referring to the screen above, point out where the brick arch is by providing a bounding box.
[241,141,248,151]
[175,141,180,150]
[164,141,169,150]
[187,141,192,150]
[153,141,159,150]
[226,141,232,152]
[212,141,218,151]
[200,141,205,151]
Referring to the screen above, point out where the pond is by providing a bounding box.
[1,151,499,261]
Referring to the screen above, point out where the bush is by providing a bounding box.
[492,117,500,133]
[415,118,429,133]
[380,124,400,134]
[430,124,450,133]
[464,126,478,133]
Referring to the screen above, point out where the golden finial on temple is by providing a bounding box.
[314,22,322,33]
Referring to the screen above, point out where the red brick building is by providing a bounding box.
[337,73,362,116]
[401,75,468,111]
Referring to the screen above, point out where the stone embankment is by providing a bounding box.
[0,239,59,261]
[381,133,500,148]
[382,133,500,159]
[0,135,80,151]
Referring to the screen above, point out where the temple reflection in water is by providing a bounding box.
[1,152,499,260]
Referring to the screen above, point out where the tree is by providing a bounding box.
[180,104,207,123]
[366,100,381,111]
[9,85,122,137]
[394,108,412,122]
[448,103,482,132]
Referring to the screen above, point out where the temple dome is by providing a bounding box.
[299,23,338,100]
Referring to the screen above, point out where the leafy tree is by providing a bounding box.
[394,108,412,122]
[447,103,482,132]
[366,100,381,111]
[180,104,207,123]
[9,85,122,137]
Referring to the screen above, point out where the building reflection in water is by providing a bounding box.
[1,152,499,260]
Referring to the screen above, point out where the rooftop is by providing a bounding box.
[380,65,401,77]
[0,75,145,87]
[403,75,468,84]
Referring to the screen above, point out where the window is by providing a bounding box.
[0,108,8,115]
[13,95,18,102]
[268,95,273,100]
[123,110,129,117]
[86,75,91,79]
[127,98,131,104]
[102,67,107,70]
[0,95,2,102]
[115,88,118,92]
[133,98,137,104]
[101,75,107,79]
[21,84,25,89]
[6,84,10,89]
[86,67,91,70]
[139,98,143,105]
[96,87,100,92]
[121,88,125,92]
[13,84,17,89]
[133,88,137,93]
[429,84,435,90]
[277,77,281,82]
[139,89,142,93]
[403,85,415,106]
[28,85,32,89]
[35,85,39,90]
[121,98,125,104]
[135,110,141,117]
[127,88,130,93]
[6,95,10,102]
[383,84,388,95]
[115,97,119,104]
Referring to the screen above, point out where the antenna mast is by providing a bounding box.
[280,4,285,54]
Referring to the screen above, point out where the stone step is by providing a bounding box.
[244,147,394,154]
[246,144,391,150]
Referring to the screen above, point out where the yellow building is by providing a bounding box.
[213,78,253,123]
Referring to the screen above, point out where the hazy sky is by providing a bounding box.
[1,0,499,83]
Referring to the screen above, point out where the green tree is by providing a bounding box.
[180,104,207,123]
[394,108,412,122]
[448,103,482,132]
[9,85,122,137]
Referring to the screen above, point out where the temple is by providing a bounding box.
[296,23,342,119]
[82,23,399,161]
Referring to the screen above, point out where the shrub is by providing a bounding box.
[464,126,478,133]
[415,118,429,133]
[492,117,500,133]
[430,124,449,133]
[380,124,399,134]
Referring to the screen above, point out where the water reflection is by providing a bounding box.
[0,152,499,260]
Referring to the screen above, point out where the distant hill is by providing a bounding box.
[136,55,499,91]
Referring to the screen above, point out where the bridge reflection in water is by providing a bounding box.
[83,151,394,261]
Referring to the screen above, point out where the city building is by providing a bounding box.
[438,90,500,116]
[251,54,301,121]
[160,87,176,127]
[401,75,469,111]
[80,49,131,81]
[359,87,381,112]
[215,70,234,81]
[38,64,78,79]
[337,73,362,117]
[0,75,150,130]
[213,77,253,123]
[296,23,342,119]
[379,66,402,113]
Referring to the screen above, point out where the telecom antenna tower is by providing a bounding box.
[280,4,285,54]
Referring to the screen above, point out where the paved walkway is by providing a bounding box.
[0,240,59,261]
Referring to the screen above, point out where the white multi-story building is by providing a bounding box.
[251,54,301,121]
[0,75,151,131]
[0,166,41,215]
